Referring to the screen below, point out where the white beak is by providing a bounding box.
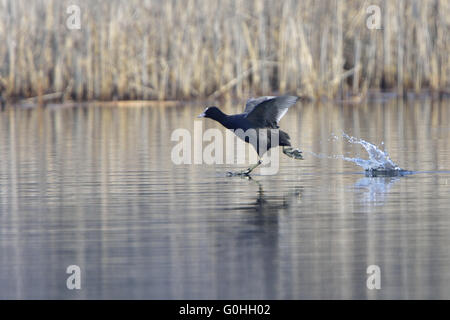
[197,112,206,118]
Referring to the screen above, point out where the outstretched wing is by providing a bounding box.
[244,95,298,128]
[243,96,276,114]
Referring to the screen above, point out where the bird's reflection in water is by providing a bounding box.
[353,176,402,205]
[225,176,304,214]
[212,177,304,299]
[216,175,304,245]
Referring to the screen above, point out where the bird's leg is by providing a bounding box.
[283,146,304,160]
[227,159,263,176]
[242,159,263,175]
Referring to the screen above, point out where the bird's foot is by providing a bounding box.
[283,147,304,160]
[226,169,251,177]
[226,160,262,177]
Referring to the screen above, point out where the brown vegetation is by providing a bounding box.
[0,0,449,102]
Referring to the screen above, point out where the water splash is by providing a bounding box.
[338,133,401,173]
[306,133,407,176]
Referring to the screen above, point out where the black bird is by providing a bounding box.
[198,95,304,175]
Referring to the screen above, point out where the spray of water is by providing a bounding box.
[339,133,401,171]
[305,133,404,174]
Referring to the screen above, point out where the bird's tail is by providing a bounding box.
[283,146,304,160]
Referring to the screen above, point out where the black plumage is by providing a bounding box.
[198,95,297,156]
[198,95,303,175]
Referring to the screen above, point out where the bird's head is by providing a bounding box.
[197,106,223,120]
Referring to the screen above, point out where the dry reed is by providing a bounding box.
[0,0,449,102]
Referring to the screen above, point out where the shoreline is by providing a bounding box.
[1,88,450,110]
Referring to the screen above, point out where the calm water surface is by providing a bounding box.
[1,99,450,299]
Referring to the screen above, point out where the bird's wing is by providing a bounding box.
[244,95,298,128]
[243,96,276,114]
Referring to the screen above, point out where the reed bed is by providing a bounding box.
[0,0,449,102]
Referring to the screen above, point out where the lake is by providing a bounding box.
[1,98,449,299]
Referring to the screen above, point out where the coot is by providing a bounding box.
[198,95,303,175]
